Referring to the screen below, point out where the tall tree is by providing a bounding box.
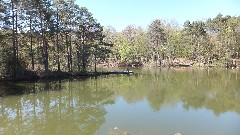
[11,0,17,78]
[35,0,52,72]
[162,20,185,59]
[64,0,75,73]
[102,26,117,61]
[75,7,94,72]
[147,19,166,66]
[182,20,208,62]
[53,0,61,72]
[1,1,11,68]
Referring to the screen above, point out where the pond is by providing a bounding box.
[0,68,240,135]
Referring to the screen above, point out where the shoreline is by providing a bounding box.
[1,57,239,83]
[0,65,239,84]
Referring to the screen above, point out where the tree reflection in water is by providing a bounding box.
[0,69,240,135]
[0,79,115,135]
[102,69,240,115]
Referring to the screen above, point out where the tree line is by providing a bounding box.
[1,0,240,80]
[103,14,240,67]
[0,0,110,79]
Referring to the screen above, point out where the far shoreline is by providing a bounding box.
[0,63,239,84]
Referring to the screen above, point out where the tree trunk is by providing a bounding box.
[81,28,86,73]
[69,34,72,73]
[43,33,49,72]
[56,9,60,72]
[77,48,81,72]
[30,15,34,70]
[66,32,70,72]
[69,19,73,73]
[94,50,97,74]
[11,0,16,78]
[15,8,18,61]
[40,11,48,72]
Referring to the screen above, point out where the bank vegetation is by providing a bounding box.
[1,0,240,81]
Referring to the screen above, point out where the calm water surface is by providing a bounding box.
[0,68,240,135]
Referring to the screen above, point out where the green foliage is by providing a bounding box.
[113,25,148,64]
[0,45,13,75]
[0,0,112,78]
[206,14,240,60]
[0,44,26,77]
[1,0,240,80]
[105,14,240,67]
[148,19,166,63]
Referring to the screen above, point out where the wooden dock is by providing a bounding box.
[96,71,133,75]
[72,71,134,78]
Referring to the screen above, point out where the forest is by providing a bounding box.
[1,0,240,81]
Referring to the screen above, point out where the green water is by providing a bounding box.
[0,68,240,135]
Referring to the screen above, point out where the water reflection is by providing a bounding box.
[0,79,115,135]
[102,69,240,115]
[0,69,240,135]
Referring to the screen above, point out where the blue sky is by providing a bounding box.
[76,0,240,31]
